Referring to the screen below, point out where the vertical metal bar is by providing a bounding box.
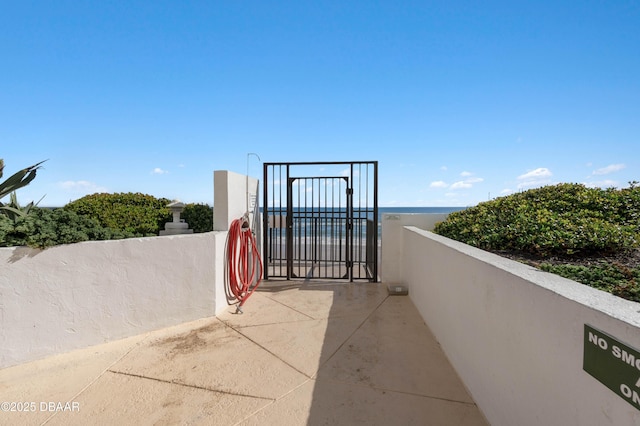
[356,163,361,279]
[301,177,305,273]
[312,178,317,267]
[358,163,361,279]
[323,178,327,276]
[338,178,342,275]
[373,161,378,282]
[337,177,343,278]
[363,163,368,280]
[298,176,301,277]
[277,165,281,276]
[274,164,278,276]
[272,164,280,277]
[286,167,292,280]
[364,162,370,280]
[363,163,369,280]
[298,176,302,276]
[263,163,269,280]
[320,178,324,276]
[314,178,318,274]
[330,178,335,278]
[337,176,340,273]
[348,164,353,282]
[275,165,278,275]
[317,178,321,274]
[274,165,278,276]
[275,169,278,275]
[318,178,322,275]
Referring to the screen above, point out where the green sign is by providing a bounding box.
[583,324,640,411]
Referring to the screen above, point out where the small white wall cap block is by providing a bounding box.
[387,284,409,295]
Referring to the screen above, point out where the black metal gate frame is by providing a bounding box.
[262,161,378,282]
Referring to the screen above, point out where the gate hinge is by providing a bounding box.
[346,188,353,195]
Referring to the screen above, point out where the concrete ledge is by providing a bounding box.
[401,226,640,425]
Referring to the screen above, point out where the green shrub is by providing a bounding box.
[540,262,640,302]
[0,193,213,247]
[181,203,213,233]
[434,183,640,256]
[64,192,172,236]
[0,208,134,248]
[0,215,13,244]
[610,182,640,232]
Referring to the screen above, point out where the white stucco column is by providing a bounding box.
[213,170,259,231]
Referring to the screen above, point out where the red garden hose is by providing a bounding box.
[226,215,263,313]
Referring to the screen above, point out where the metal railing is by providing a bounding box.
[263,161,378,281]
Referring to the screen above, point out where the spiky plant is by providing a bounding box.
[0,159,47,218]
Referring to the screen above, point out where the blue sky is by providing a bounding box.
[1,1,638,207]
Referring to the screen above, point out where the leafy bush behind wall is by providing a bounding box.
[1,192,214,248]
[433,183,640,256]
[181,203,213,233]
[64,192,172,236]
[0,208,135,248]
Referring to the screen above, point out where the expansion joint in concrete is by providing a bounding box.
[106,369,275,401]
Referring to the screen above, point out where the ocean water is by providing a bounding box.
[266,206,466,218]
[264,206,466,241]
[377,206,466,217]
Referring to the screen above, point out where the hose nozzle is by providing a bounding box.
[241,212,250,230]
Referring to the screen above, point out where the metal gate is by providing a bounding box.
[263,161,378,281]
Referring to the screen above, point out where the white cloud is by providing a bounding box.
[429,180,448,188]
[517,167,553,189]
[447,175,484,190]
[450,181,472,189]
[58,180,108,193]
[592,163,626,175]
[465,177,484,184]
[440,166,448,171]
[152,167,169,174]
[517,167,552,180]
[500,188,513,195]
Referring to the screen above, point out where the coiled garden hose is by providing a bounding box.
[226,214,263,313]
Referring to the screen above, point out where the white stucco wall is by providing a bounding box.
[380,213,449,283]
[0,169,261,369]
[400,226,640,425]
[0,232,227,369]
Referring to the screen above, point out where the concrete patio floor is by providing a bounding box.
[0,281,488,425]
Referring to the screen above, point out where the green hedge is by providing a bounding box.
[433,183,640,256]
[540,262,640,302]
[0,193,214,247]
[181,203,213,233]
[0,208,134,248]
[64,192,172,236]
